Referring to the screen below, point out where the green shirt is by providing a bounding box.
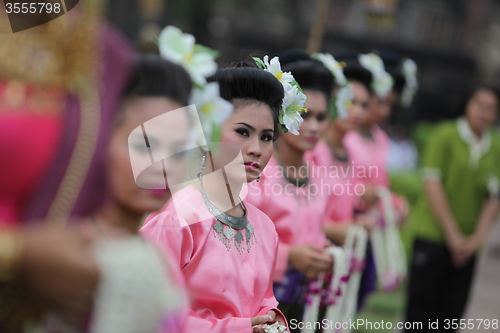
[413,118,500,243]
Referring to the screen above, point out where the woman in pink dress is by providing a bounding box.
[343,52,408,220]
[87,55,194,333]
[307,55,375,246]
[342,52,409,308]
[245,59,336,329]
[141,63,291,333]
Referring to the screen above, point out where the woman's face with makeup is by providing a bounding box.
[108,97,190,214]
[281,90,329,152]
[219,100,275,183]
[337,81,370,132]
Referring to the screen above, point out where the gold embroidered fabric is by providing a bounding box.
[0,0,102,92]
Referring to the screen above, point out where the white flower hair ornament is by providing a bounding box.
[190,82,234,144]
[313,52,353,120]
[253,56,308,135]
[158,26,218,87]
[312,53,347,86]
[358,52,394,99]
[157,26,233,144]
[334,83,354,120]
[400,58,418,108]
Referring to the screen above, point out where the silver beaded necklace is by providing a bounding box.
[197,152,256,254]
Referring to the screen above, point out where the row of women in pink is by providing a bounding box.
[245,55,340,330]
[138,48,415,333]
[341,53,409,220]
[257,49,415,328]
[307,51,413,308]
[305,61,373,231]
[141,64,290,333]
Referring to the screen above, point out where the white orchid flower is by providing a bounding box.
[402,58,417,78]
[253,55,308,135]
[314,53,347,86]
[358,52,385,76]
[158,26,217,86]
[373,71,394,99]
[358,52,394,99]
[262,55,294,86]
[191,82,234,141]
[401,58,418,107]
[281,84,307,135]
[335,83,354,120]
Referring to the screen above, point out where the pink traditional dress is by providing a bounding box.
[305,141,369,328]
[343,125,390,189]
[245,157,336,305]
[141,184,286,333]
[305,140,356,224]
[343,126,407,296]
[342,125,406,219]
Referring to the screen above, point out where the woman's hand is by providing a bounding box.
[19,224,100,324]
[394,196,409,225]
[354,214,375,233]
[289,244,333,279]
[360,183,378,207]
[252,310,286,333]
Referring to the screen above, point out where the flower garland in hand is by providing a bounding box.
[253,56,307,135]
[371,187,407,292]
[157,26,233,145]
[302,246,347,333]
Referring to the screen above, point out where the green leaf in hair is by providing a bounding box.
[252,57,266,70]
[194,45,220,59]
[151,34,159,46]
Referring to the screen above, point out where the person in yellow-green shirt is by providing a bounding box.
[405,86,500,332]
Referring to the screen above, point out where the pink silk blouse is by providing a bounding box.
[141,185,286,333]
[245,157,335,283]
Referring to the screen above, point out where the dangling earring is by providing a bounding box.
[256,175,261,182]
[198,150,207,178]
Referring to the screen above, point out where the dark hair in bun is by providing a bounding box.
[208,64,284,139]
[333,52,374,93]
[124,54,193,106]
[282,60,334,104]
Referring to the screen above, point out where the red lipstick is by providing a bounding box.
[244,161,260,170]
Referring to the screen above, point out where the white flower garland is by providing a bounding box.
[253,56,308,135]
[259,322,288,333]
[302,245,346,333]
[371,187,407,292]
[336,225,368,333]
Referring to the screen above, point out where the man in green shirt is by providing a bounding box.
[405,87,500,332]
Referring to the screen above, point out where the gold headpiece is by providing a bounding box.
[0,0,102,92]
